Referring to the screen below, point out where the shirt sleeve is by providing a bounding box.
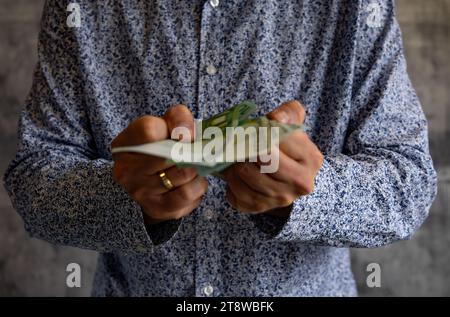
[256,0,437,247]
[2,0,179,254]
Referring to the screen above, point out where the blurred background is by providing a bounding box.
[0,0,449,296]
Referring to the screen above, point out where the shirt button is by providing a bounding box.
[203,284,214,296]
[209,0,219,8]
[204,208,215,220]
[206,64,217,75]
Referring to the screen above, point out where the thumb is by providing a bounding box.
[267,100,306,125]
[164,104,195,141]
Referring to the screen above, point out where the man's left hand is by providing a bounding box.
[223,100,324,217]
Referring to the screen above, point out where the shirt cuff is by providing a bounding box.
[249,212,290,237]
[250,159,337,243]
[105,161,182,253]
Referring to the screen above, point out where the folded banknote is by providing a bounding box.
[111,100,303,176]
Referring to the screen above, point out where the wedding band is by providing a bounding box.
[159,171,174,190]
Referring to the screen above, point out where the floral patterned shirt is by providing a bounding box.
[3,0,437,296]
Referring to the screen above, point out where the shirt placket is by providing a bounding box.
[195,0,225,297]
[197,0,224,119]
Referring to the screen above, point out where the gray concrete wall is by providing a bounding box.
[352,0,450,296]
[0,0,449,296]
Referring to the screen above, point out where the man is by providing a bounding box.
[4,0,437,296]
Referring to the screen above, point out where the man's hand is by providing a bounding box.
[111,105,208,224]
[223,100,323,216]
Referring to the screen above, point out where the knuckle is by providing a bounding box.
[285,100,305,123]
[165,104,190,120]
[136,115,154,127]
[293,177,313,195]
[176,168,196,183]
[173,210,186,220]
[130,186,147,201]
[288,99,304,110]
[303,181,315,195]
[179,185,196,201]
[289,99,302,107]
[140,118,159,141]
[316,151,324,166]
[167,104,187,113]
[165,105,193,140]
[311,150,324,170]
[276,194,294,207]
[253,200,267,212]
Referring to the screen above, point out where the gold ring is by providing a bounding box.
[159,171,174,190]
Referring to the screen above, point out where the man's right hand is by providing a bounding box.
[111,105,208,224]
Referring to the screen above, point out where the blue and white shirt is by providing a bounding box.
[3,0,437,296]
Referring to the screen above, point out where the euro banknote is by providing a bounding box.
[111,100,303,176]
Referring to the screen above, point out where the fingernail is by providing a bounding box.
[272,110,289,124]
[177,121,194,130]
[175,122,194,141]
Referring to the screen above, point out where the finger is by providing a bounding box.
[161,176,208,212]
[111,115,169,171]
[233,163,296,204]
[227,189,256,214]
[112,154,174,186]
[164,104,195,141]
[269,151,315,195]
[126,169,200,202]
[267,100,306,125]
[224,171,281,213]
[278,131,315,162]
[113,152,172,172]
[144,198,202,224]
[226,186,274,214]
[143,166,198,195]
[112,115,169,148]
[278,132,324,172]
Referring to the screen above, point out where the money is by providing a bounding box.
[111,100,303,176]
